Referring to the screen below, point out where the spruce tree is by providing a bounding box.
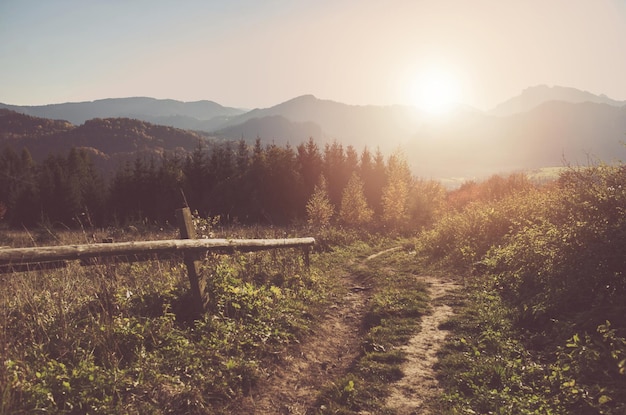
[339,172,373,227]
[381,151,412,229]
[306,176,334,229]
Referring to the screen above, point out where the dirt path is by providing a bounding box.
[384,275,462,414]
[236,249,460,414]
[236,258,372,414]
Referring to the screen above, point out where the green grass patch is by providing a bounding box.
[0,229,327,414]
[314,245,430,414]
[435,280,560,414]
[421,165,626,414]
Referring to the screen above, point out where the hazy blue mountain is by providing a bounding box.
[406,101,626,183]
[0,97,245,130]
[216,95,422,151]
[2,87,626,184]
[213,115,323,145]
[490,84,626,116]
[0,110,207,177]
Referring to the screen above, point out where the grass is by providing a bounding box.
[313,244,432,414]
[434,279,560,414]
[0,225,327,414]
[426,165,626,414]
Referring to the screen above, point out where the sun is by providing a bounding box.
[410,67,462,115]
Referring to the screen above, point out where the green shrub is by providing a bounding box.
[427,165,626,414]
[0,230,325,414]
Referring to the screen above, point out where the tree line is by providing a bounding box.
[0,138,451,231]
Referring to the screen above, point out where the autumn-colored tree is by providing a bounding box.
[381,151,412,229]
[447,173,533,211]
[306,176,334,229]
[339,172,373,226]
[360,147,386,215]
[408,178,446,230]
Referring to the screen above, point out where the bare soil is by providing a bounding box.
[235,250,459,414]
[384,275,462,414]
[236,259,371,414]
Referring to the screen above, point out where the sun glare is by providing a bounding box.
[411,68,462,115]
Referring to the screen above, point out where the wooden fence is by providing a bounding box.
[0,207,315,315]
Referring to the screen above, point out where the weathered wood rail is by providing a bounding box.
[0,237,316,266]
[0,208,315,315]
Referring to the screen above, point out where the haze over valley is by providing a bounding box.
[2,84,625,185]
[3,3,626,414]
[3,1,626,185]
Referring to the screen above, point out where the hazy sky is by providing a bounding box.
[2,0,626,110]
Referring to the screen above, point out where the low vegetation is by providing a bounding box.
[418,163,626,414]
[314,245,430,414]
[0,224,324,414]
[0,139,444,235]
[2,134,625,413]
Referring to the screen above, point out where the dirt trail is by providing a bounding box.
[384,275,462,414]
[236,249,460,414]
[236,259,372,414]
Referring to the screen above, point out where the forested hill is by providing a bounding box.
[0,108,428,231]
[0,108,73,139]
[0,109,207,172]
[0,97,245,130]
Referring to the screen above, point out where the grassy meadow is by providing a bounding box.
[2,162,625,414]
[418,164,626,414]
[0,222,328,414]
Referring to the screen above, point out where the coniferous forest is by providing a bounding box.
[1,128,625,413]
[3,1,626,411]
[0,137,444,232]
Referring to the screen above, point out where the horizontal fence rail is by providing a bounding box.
[0,237,316,266]
[0,207,315,316]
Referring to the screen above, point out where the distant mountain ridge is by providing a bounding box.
[490,84,626,116]
[405,101,626,182]
[2,86,626,183]
[217,94,421,150]
[0,109,206,177]
[213,114,323,145]
[0,97,246,131]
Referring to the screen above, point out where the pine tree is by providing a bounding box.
[339,172,373,226]
[306,176,334,229]
[183,141,210,214]
[381,151,412,229]
[297,137,323,202]
[322,141,347,207]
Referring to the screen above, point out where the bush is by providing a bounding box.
[421,165,626,414]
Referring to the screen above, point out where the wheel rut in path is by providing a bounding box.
[384,275,462,414]
[236,255,374,414]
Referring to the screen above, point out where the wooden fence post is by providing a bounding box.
[175,207,208,316]
[303,246,310,270]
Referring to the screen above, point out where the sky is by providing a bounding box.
[2,0,626,110]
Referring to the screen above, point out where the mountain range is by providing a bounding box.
[490,85,626,116]
[0,97,246,132]
[2,85,626,183]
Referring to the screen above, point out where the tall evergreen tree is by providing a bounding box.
[323,141,348,208]
[381,151,412,229]
[262,143,303,223]
[67,148,106,226]
[0,147,39,226]
[306,175,334,229]
[245,138,267,222]
[155,153,185,222]
[297,137,323,203]
[183,141,211,214]
[339,172,373,227]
